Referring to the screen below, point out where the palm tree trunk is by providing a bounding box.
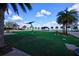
[0,9,12,55]
[31,24,33,31]
[63,24,65,34]
[65,24,68,35]
[0,9,5,47]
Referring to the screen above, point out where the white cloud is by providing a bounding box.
[36,9,51,17]
[8,17,12,19]
[5,9,12,16]
[36,12,44,17]
[68,4,79,11]
[11,15,23,22]
[42,21,62,29]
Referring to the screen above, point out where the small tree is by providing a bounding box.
[4,21,13,32]
[51,27,53,30]
[37,27,40,31]
[5,22,19,31]
[41,26,49,31]
[35,27,37,30]
[60,26,63,29]
[73,26,78,31]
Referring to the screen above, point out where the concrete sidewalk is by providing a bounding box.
[4,33,30,56]
[68,32,79,38]
[4,33,16,35]
[4,48,30,56]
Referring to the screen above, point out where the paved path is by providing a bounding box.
[68,32,79,38]
[4,48,30,56]
[4,33,16,35]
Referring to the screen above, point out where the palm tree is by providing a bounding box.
[26,21,34,31]
[0,3,32,53]
[57,8,78,35]
[22,25,27,30]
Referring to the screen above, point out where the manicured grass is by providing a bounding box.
[4,31,79,56]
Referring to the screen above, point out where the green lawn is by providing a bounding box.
[4,31,79,56]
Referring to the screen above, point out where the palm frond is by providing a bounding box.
[57,11,65,16]
[64,8,68,13]
[6,8,9,14]
[18,3,26,12]
[10,3,32,14]
[6,4,10,15]
[11,3,19,14]
[0,3,7,11]
[57,16,62,24]
[24,3,32,10]
[69,10,77,15]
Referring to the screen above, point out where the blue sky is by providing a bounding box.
[5,3,79,27]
